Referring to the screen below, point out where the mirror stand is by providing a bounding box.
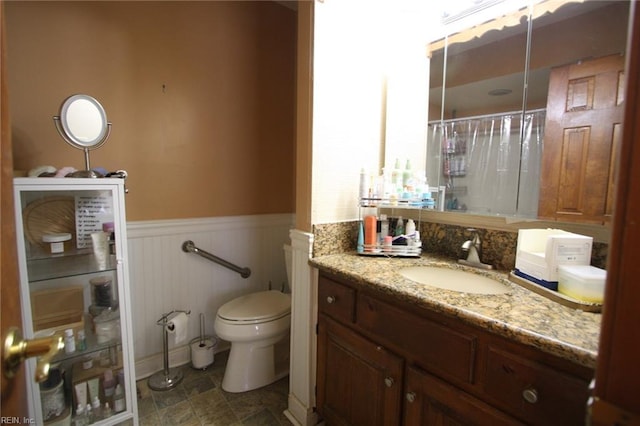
[53,94,112,178]
[53,117,111,178]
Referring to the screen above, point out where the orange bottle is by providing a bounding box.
[364,215,377,252]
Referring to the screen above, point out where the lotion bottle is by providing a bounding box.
[64,329,76,354]
[379,214,389,240]
[359,168,368,200]
[114,384,125,413]
[391,159,401,186]
[406,219,416,239]
[402,159,412,189]
[74,404,86,426]
[91,396,102,422]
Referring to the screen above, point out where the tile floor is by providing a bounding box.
[136,350,292,425]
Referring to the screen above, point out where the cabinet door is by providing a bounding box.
[404,366,522,426]
[483,346,590,426]
[538,53,625,223]
[13,178,136,425]
[317,315,404,425]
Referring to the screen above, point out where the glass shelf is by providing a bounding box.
[49,314,122,366]
[27,252,117,283]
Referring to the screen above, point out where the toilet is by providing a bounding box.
[214,245,292,393]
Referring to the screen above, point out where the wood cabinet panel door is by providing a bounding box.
[403,366,522,426]
[538,53,625,223]
[317,315,404,425]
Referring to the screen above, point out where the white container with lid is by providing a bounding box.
[515,229,593,282]
[557,265,606,303]
[42,233,72,254]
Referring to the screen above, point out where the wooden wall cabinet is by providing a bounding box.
[538,54,625,224]
[316,272,593,425]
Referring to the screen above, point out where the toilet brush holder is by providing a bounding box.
[148,310,190,391]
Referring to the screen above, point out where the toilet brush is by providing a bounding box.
[199,313,206,347]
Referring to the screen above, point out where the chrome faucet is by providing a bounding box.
[458,228,493,270]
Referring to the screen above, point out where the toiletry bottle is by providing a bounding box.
[394,217,404,237]
[64,329,76,354]
[359,168,368,201]
[383,236,393,253]
[77,330,86,351]
[379,214,389,240]
[102,222,116,255]
[91,396,102,422]
[403,159,412,189]
[357,221,364,253]
[103,369,116,401]
[114,384,125,413]
[406,219,416,239]
[74,403,86,426]
[394,217,405,245]
[102,402,113,419]
[391,158,401,186]
[85,403,93,424]
[364,215,377,252]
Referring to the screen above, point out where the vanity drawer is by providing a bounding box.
[357,293,477,384]
[483,346,590,425]
[318,275,356,324]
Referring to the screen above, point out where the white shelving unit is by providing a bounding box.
[13,177,138,425]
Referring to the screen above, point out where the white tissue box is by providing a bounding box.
[515,229,592,283]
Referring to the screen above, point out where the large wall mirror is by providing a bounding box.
[427,0,629,226]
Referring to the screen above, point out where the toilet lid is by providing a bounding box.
[218,290,291,322]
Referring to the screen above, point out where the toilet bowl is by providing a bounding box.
[214,246,292,393]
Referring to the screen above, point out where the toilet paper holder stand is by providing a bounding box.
[148,309,191,391]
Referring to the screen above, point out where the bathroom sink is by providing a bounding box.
[399,266,510,295]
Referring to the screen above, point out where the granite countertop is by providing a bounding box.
[309,252,601,369]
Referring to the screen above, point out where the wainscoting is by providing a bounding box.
[126,214,294,379]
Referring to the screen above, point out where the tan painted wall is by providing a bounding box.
[5,1,296,221]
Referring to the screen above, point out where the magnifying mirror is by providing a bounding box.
[53,94,111,178]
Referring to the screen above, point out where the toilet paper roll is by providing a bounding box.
[166,312,188,345]
[190,338,215,369]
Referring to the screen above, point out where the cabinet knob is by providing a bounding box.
[326,296,336,304]
[406,392,416,403]
[384,377,394,388]
[522,387,538,404]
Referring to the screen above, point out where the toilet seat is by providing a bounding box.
[217,290,290,324]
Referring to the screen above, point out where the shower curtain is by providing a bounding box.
[427,109,545,217]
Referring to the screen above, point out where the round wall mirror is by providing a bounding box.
[54,94,111,178]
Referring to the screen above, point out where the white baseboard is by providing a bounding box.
[285,394,319,426]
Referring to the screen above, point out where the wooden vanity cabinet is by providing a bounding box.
[317,316,404,425]
[316,272,593,425]
[404,365,523,426]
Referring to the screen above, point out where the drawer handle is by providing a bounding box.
[326,296,336,304]
[384,377,394,388]
[522,388,538,404]
[406,392,416,403]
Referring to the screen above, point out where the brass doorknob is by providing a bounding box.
[3,327,64,382]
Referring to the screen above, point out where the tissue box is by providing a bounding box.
[515,229,592,284]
